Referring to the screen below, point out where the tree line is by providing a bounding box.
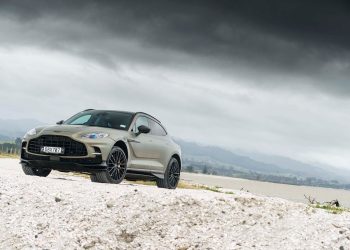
[0,138,22,155]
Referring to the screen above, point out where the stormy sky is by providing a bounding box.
[1,0,350,168]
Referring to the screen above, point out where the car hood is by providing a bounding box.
[34,125,128,140]
[41,125,95,134]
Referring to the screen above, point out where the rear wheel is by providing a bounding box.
[22,165,51,177]
[92,146,128,184]
[156,157,181,189]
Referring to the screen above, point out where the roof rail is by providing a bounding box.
[83,109,95,112]
[135,112,161,123]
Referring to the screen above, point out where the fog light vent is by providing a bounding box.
[93,147,102,155]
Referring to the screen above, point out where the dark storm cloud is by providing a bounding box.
[1,0,350,93]
[3,1,350,168]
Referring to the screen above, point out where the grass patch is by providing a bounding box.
[177,181,208,190]
[0,153,19,159]
[224,191,235,195]
[313,204,349,214]
[131,180,221,191]
[128,180,201,189]
[128,180,234,194]
[200,185,221,192]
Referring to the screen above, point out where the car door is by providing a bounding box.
[147,118,172,169]
[127,115,166,172]
[128,116,154,159]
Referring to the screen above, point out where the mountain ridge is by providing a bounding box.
[175,139,350,184]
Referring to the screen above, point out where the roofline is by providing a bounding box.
[134,112,161,123]
[80,109,134,115]
[80,109,161,123]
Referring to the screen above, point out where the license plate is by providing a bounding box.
[41,146,64,154]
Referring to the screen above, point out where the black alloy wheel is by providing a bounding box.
[156,157,181,189]
[92,146,128,184]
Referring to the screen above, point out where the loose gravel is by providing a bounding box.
[1,159,350,250]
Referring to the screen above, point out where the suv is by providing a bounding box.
[20,110,182,189]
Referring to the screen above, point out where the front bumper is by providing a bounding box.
[20,133,117,173]
[21,152,107,173]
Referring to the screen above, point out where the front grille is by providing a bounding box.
[28,135,87,156]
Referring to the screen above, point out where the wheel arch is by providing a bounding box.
[171,153,182,170]
[114,140,129,160]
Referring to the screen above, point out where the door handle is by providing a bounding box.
[127,139,140,143]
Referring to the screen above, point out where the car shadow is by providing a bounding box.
[50,177,76,182]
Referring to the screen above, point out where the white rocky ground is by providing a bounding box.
[0,159,350,250]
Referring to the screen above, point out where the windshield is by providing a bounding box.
[64,111,133,131]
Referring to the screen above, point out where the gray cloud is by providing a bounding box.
[1,1,350,169]
[1,0,350,95]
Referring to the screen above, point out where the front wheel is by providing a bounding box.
[21,165,51,177]
[91,146,128,184]
[156,157,181,189]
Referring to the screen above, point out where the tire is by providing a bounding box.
[21,165,51,177]
[90,174,99,182]
[90,174,109,183]
[156,157,181,189]
[91,146,128,184]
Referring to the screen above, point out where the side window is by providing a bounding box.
[148,119,167,136]
[134,116,149,133]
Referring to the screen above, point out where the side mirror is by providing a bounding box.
[137,125,150,135]
[56,120,64,125]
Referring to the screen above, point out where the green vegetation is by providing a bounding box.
[312,204,349,214]
[224,191,235,195]
[0,138,21,157]
[202,166,208,174]
[305,196,349,214]
[128,180,234,194]
[0,153,19,159]
[200,185,221,192]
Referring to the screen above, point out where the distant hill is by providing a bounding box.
[233,151,350,183]
[175,139,350,185]
[0,134,12,142]
[0,118,45,139]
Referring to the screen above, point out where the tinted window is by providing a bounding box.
[64,111,133,130]
[148,119,167,136]
[134,116,149,133]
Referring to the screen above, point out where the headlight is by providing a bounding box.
[81,133,109,139]
[24,128,37,137]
